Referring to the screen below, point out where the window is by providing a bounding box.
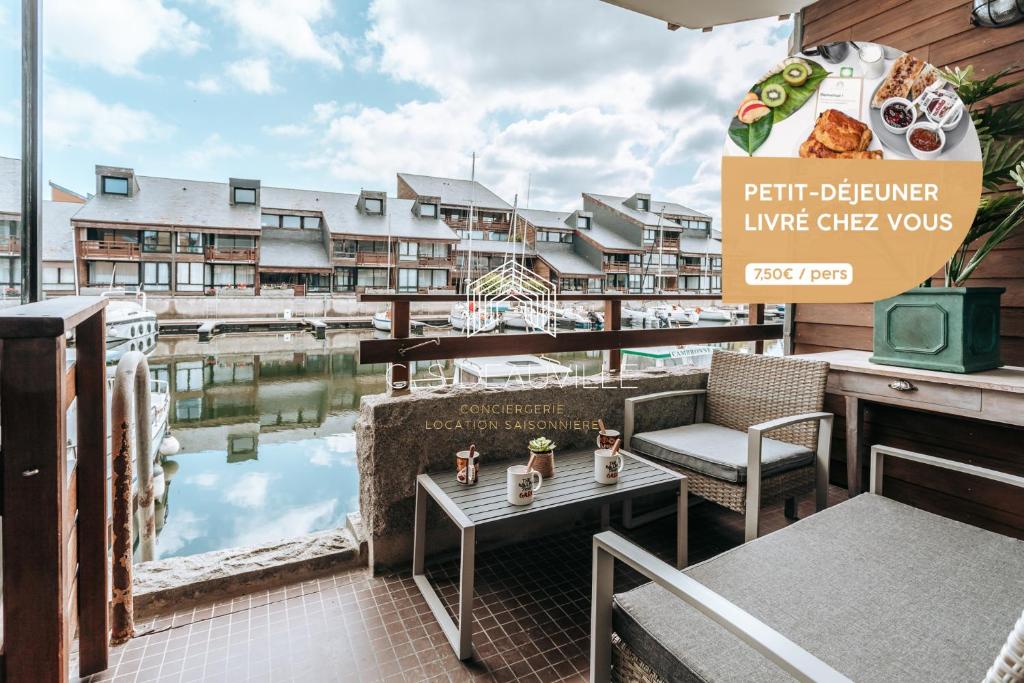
[643,229,657,245]
[335,267,356,292]
[636,198,649,211]
[364,198,383,214]
[177,262,204,291]
[233,187,256,205]
[419,203,437,218]
[102,176,129,195]
[398,268,418,292]
[481,215,494,223]
[261,214,280,228]
[177,232,203,254]
[488,231,507,241]
[607,273,628,290]
[281,215,302,229]
[142,230,172,253]
[357,240,388,252]
[302,216,321,229]
[207,264,254,288]
[88,261,138,286]
[418,269,447,289]
[0,257,20,285]
[456,229,484,240]
[587,277,603,292]
[398,242,419,261]
[143,262,170,291]
[419,242,448,258]
[576,215,591,229]
[214,235,255,250]
[333,239,356,258]
[43,266,75,289]
[628,274,655,293]
[357,268,389,288]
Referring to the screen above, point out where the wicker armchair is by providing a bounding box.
[624,350,833,541]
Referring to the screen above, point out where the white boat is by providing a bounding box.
[503,306,549,331]
[698,307,732,322]
[371,309,391,332]
[557,306,599,330]
[449,305,499,333]
[105,295,159,362]
[648,305,698,326]
[454,355,572,385]
[624,307,665,328]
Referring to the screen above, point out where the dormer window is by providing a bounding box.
[419,203,438,218]
[365,198,383,214]
[576,215,591,229]
[636,198,649,211]
[102,176,129,196]
[233,187,256,205]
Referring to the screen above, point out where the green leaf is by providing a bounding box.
[728,113,773,156]
[760,59,831,123]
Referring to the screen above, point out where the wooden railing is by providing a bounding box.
[0,235,21,254]
[644,238,680,251]
[0,297,110,681]
[418,256,454,268]
[602,262,629,273]
[356,293,774,395]
[205,246,256,262]
[445,217,512,232]
[356,252,392,266]
[80,240,140,259]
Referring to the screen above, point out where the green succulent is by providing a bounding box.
[528,436,556,453]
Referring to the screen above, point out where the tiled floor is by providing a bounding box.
[80,487,847,682]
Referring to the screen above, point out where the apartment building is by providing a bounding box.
[396,172,518,289]
[518,208,604,293]
[584,192,720,293]
[260,187,458,293]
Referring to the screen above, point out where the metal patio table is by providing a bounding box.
[412,448,687,659]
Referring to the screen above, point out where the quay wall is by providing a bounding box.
[356,368,707,570]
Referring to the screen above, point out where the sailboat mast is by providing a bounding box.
[466,152,476,292]
[657,209,665,294]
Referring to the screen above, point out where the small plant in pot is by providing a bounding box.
[872,66,1024,373]
[527,436,556,478]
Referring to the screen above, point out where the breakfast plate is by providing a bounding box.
[868,82,970,157]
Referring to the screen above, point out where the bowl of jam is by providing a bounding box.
[906,122,945,160]
[881,97,917,134]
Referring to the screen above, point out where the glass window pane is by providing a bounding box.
[102,176,129,195]
[303,216,321,229]
[281,215,301,229]
[234,187,256,204]
[364,198,382,214]
[261,213,279,227]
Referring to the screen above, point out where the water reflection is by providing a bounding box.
[146,326,776,561]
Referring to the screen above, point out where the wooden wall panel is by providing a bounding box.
[797,0,1024,532]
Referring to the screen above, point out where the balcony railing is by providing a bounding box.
[80,240,140,259]
[418,256,454,268]
[602,262,629,273]
[356,252,393,266]
[445,217,512,232]
[205,246,256,262]
[0,235,21,255]
[643,238,680,251]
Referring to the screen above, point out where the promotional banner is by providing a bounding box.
[721,43,984,303]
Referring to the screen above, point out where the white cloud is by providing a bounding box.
[44,0,202,76]
[184,133,252,168]
[226,58,277,94]
[186,472,220,488]
[224,471,279,508]
[44,82,173,154]
[187,76,223,94]
[312,101,340,123]
[205,0,346,69]
[262,123,311,137]
[232,499,338,548]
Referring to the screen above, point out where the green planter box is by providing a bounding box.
[871,287,1004,373]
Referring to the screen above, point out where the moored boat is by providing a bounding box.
[372,309,392,332]
[697,306,732,322]
[449,304,498,333]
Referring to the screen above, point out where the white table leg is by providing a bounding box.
[677,477,688,569]
[456,525,476,660]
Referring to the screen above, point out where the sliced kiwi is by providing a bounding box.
[783,63,810,86]
[761,83,788,108]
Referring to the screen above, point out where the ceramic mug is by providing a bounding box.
[594,449,625,485]
[456,450,479,485]
[596,429,621,450]
[507,465,542,505]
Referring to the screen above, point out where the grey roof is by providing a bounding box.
[42,200,80,262]
[536,244,602,276]
[454,239,535,255]
[518,208,572,230]
[74,175,261,231]
[261,186,459,242]
[258,236,331,270]
[0,156,19,216]
[581,220,639,252]
[398,173,512,211]
[586,192,711,227]
[679,234,722,255]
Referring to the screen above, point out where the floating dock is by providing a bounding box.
[159,316,447,339]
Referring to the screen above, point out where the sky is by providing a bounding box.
[0,0,792,225]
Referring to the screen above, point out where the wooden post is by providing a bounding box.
[604,299,621,374]
[75,308,109,675]
[1,335,68,683]
[390,300,411,395]
[751,303,766,354]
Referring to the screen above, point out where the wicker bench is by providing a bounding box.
[590,446,1024,682]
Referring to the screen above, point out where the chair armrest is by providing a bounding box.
[624,389,707,448]
[590,531,852,683]
[747,411,832,436]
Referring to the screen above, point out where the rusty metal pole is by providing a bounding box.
[110,351,153,646]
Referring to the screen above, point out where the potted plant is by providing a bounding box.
[872,67,1024,373]
[527,436,556,478]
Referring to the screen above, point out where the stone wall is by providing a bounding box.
[356,367,706,569]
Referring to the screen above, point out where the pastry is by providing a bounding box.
[871,54,925,108]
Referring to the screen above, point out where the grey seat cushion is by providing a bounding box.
[630,423,813,483]
[613,494,1024,682]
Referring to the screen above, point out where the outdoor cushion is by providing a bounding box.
[612,494,1024,682]
[630,423,813,483]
